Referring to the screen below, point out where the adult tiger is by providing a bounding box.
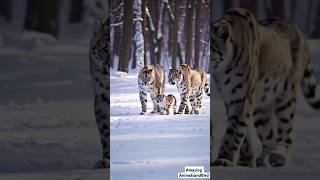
[211,8,320,167]
[138,65,165,115]
[168,64,210,114]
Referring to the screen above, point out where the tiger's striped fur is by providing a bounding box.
[89,19,110,169]
[138,65,165,115]
[211,8,320,167]
[168,64,210,115]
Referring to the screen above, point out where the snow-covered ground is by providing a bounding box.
[110,71,211,180]
[0,27,109,179]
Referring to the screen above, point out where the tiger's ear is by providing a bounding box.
[217,22,231,42]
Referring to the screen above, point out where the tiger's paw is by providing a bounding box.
[150,110,158,114]
[139,111,147,115]
[237,159,256,168]
[269,151,287,167]
[94,159,110,169]
[256,158,267,167]
[211,159,234,167]
[160,111,166,115]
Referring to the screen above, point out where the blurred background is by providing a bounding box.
[0,0,109,177]
[211,1,320,180]
[212,0,320,39]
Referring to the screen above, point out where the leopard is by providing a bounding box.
[168,64,210,115]
[155,93,177,115]
[89,18,110,169]
[211,8,320,168]
[138,64,165,115]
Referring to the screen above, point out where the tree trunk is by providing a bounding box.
[306,0,314,36]
[194,0,201,68]
[118,0,134,73]
[171,0,180,69]
[133,0,145,70]
[69,0,84,23]
[0,0,11,22]
[290,0,297,21]
[112,27,122,68]
[111,0,123,68]
[224,0,233,12]
[240,0,257,16]
[142,0,148,65]
[184,0,195,66]
[155,0,168,65]
[24,0,60,38]
[270,0,284,17]
[146,6,157,65]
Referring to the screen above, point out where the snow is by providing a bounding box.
[110,71,210,180]
[0,21,107,178]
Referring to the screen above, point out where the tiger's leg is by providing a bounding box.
[189,94,196,114]
[160,104,167,115]
[177,92,189,114]
[271,90,297,167]
[93,94,110,169]
[139,87,148,115]
[150,93,159,114]
[238,132,255,167]
[253,107,275,167]
[173,100,178,114]
[213,98,253,167]
[184,101,190,114]
[194,91,204,114]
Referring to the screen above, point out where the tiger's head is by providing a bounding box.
[211,19,234,69]
[139,66,155,86]
[155,94,165,104]
[90,18,110,69]
[168,68,182,85]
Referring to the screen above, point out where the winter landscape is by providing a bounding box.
[1,0,320,180]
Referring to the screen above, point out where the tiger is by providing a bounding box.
[155,93,177,115]
[168,64,210,114]
[89,19,110,169]
[211,8,320,168]
[138,65,165,115]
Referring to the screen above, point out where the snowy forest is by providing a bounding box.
[212,0,320,38]
[111,0,210,73]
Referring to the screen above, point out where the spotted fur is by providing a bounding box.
[138,65,165,115]
[155,94,177,115]
[211,8,320,167]
[89,19,110,169]
[168,64,210,114]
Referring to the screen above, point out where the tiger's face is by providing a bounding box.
[168,68,182,85]
[139,67,154,86]
[211,19,234,69]
[155,94,165,104]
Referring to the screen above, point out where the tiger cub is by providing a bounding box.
[138,65,165,115]
[155,94,177,115]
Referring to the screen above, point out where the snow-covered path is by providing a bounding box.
[110,71,210,180]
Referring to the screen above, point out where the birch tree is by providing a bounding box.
[171,0,180,69]
[133,0,145,70]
